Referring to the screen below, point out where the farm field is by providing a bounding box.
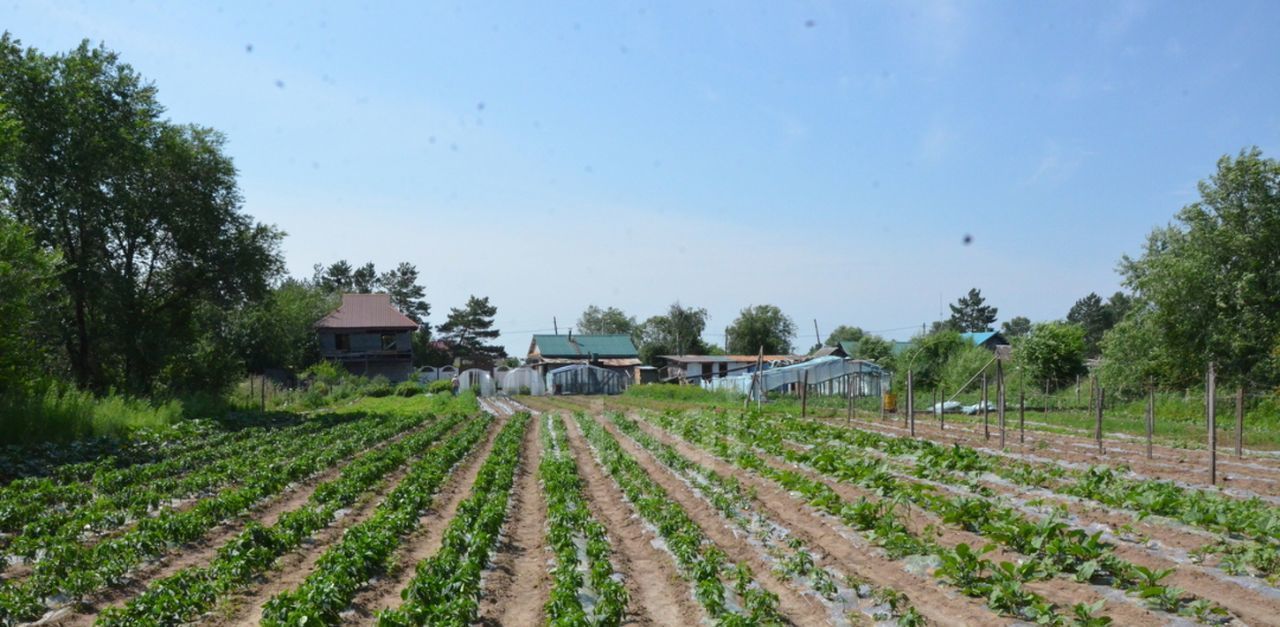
[3,393,1279,626]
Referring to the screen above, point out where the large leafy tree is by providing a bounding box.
[726,304,796,355]
[0,36,282,393]
[1113,148,1280,387]
[575,305,636,336]
[636,302,708,364]
[438,295,506,363]
[823,325,865,346]
[232,279,336,376]
[1015,322,1087,388]
[948,288,998,332]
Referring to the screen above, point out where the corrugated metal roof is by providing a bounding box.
[961,331,1008,346]
[315,293,419,330]
[530,334,638,358]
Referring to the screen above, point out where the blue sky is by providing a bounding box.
[7,1,1279,356]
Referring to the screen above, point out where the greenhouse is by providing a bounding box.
[546,364,629,396]
[500,367,547,396]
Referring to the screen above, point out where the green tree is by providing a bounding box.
[898,331,964,388]
[233,279,335,375]
[1015,322,1087,389]
[314,260,355,292]
[575,305,637,336]
[636,302,708,364]
[855,335,894,364]
[1001,316,1032,338]
[351,262,377,293]
[823,325,865,346]
[0,215,61,392]
[948,288,998,332]
[378,262,430,325]
[726,304,796,354]
[438,295,507,364]
[1119,148,1280,387]
[0,36,282,393]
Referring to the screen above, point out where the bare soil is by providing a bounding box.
[475,411,550,626]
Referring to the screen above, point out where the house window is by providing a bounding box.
[335,333,350,351]
[381,333,398,350]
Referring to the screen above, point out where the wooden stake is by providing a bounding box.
[801,369,809,418]
[997,360,1006,448]
[846,373,854,423]
[1095,383,1104,453]
[1018,384,1025,444]
[1152,381,1162,460]
[1236,386,1245,458]
[907,370,914,436]
[1208,362,1217,485]
[260,375,266,412]
[982,373,989,440]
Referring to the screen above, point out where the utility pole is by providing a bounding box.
[813,319,821,350]
[553,317,558,335]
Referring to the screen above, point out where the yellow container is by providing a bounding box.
[883,392,897,412]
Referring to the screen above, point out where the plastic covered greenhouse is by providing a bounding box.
[546,364,628,395]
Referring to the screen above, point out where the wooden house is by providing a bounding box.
[315,293,419,382]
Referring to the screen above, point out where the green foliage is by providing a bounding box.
[232,279,336,376]
[0,215,60,393]
[393,381,422,397]
[725,304,797,354]
[1117,147,1280,388]
[1000,316,1032,338]
[0,34,283,395]
[0,385,182,444]
[426,379,454,394]
[636,301,709,364]
[948,288,998,333]
[624,383,739,403]
[576,305,638,337]
[939,344,996,394]
[1067,292,1131,357]
[824,325,865,346]
[1015,322,1087,388]
[899,331,964,388]
[438,295,506,363]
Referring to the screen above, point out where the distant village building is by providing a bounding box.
[315,293,418,382]
[526,334,642,383]
[961,331,1010,351]
[660,354,802,383]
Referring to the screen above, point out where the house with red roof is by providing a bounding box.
[315,293,419,381]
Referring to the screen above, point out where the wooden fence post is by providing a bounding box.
[260,375,266,412]
[1236,385,1245,458]
[1095,384,1104,453]
[998,360,1006,448]
[906,370,915,436]
[1152,381,1162,460]
[801,369,809,418]
[1018,384,1025,444]
[846,373,854,424]
[982,373,990,440]
[1208,362,1217,485]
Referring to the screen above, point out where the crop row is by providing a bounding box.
[605,412,924,625]
[541,413,628,626]
[98,410,482,625]
[378,413,531,625]
[644,408,1118,625]
[259,411,496,625]
[1,413,362,567]
[0,409,426,623]
[573,412,783,625]
[779,412,1280,582]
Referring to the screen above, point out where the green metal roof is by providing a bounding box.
[531,334,638,358]
[838,340,858,356]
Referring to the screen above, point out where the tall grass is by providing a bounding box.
[0,385,183,444]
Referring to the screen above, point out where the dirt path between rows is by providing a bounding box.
[558,409,704,626]
[53,420,431,626]
[476,410,550,626]
[588,413,828,626]
[341,412,510,622]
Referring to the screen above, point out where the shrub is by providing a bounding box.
[364,375,393,397]
[394,381,423,397]
[427,379,453,394]
[0,384,182,444]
